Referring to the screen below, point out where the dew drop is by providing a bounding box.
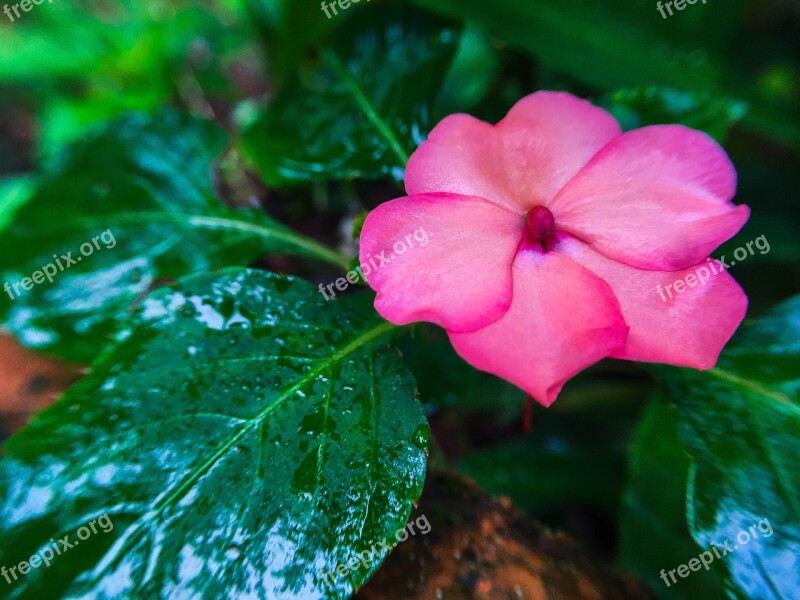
[412,424,430,449]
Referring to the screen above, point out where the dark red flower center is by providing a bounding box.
[526,206,555,242]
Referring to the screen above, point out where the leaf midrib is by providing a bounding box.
[707,367,796,408]
[88,319,396,584]
[9,211,350,270]
[324,50,411,167]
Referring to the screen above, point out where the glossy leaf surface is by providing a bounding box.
[0,269,428,599]
[665,297,800,599]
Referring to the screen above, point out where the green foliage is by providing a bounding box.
[399,325,523,420]
[601,86,748,141]
[240,5,460,186]
[459,422,626,517]
[414,0,800,149]
[415,0,725,93]
[244,0,337,79]
[435,24,500,115]
[0,175,35,232]
[620,401,725,599]
[0,1,798,598]
[0,111,345,362]
[0,1,249,158]
[670,297,800,599]
[623,298,800,599]
[0,269,427,599]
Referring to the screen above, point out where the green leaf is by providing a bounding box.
[435,24,499,115]
[600,86,748,141]
[664,296,800,599]
[0,110,347,362]
[619,401,726,599]
[0,269,427,599]
[240,4,460,186]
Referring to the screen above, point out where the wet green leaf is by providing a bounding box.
[0,110,347,362]
[0,269,427,599]
[240,5,460,186]
[663,296,800,599]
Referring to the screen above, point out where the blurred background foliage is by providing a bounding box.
[0,0,798,599]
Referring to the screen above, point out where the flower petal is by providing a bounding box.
[551,233,748,369]
[448,246,628,406]
[360,193,523,333]
[405,114,512,208]
[406,91,621,213]
[551,125,749,271]
[496,92,623,209]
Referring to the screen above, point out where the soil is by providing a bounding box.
[357,468,653,600]
[0,334,79,441]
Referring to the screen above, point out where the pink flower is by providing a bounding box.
[359,91,749,406]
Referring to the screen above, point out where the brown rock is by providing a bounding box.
[356,468,652,600]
